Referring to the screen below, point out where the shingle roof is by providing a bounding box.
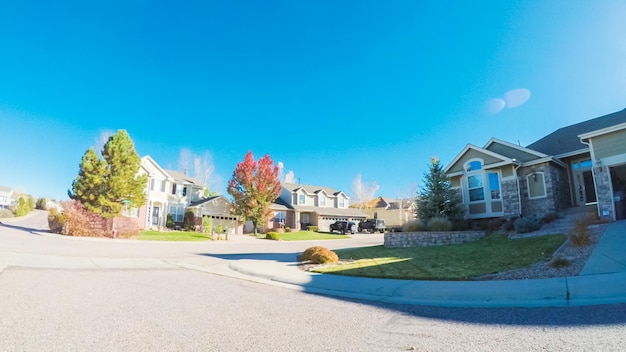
[527,108,626,157]
[281,182,344,196]
[164,169,204,186]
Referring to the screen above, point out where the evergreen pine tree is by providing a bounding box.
[69,147,108,214]
[416,157,462,224]
[100,130,148,218]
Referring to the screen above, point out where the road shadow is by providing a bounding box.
[198,252,300,264]
[0,222,48,233]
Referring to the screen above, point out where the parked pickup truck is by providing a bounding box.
[358,219,386,233]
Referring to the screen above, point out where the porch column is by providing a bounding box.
[593,165,614,220]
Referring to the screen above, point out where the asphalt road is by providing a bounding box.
[1,211,626,351]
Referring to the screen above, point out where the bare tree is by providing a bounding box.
[284,170,296,183]
[178,149,192,176]
[193,151,216,189]
[178,149,220,195]
[351,173,380,210]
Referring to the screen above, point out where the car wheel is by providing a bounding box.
[357,227,362,232]
[350,225,356,233]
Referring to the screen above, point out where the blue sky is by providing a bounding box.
[1,1,626,201]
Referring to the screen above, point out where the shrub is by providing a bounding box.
[301,246,338,264]
[265,232,280,240]
[502,218,516,232]
[452,219,470,231]
[427,217,453,232]
[514,216,542,234]
[61,200,106,237]
[36,197,47,210]
[47,209,66,234]
[542,212,559,224]
[307,225,319,232]
[401,220,424,232]
[569,213,594,247]
[201,216,212,234]
[285,227,291,232]
[217,224,224,234]
[183,210,195,231]
[0,208,14,219]
[550,257,571,268]
[166,214,175,229]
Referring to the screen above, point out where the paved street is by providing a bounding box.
[1,211,626,351]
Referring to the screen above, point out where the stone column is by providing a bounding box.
[593,165,614,220]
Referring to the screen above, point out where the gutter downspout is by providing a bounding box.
[512,159,523,217]
[580,138,611,220]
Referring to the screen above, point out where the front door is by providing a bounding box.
[152,206,160,226]
[572,159,597,206]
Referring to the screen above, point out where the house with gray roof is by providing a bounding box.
[268,182,367,231]
[445,107,626,221]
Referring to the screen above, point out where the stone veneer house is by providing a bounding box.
[445,107,626,221]
[267,182,367,232]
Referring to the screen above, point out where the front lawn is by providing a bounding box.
[137,230,211,241]
[312,234,566,280]
[265,231,350,241]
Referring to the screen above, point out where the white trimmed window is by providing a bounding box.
[527,172,547,199]
[273,211,286,223]
[338,197,345,208]
[488,172,501,200]
[169,205,185,222]
[298,194,306,205]
[319,195,326,206]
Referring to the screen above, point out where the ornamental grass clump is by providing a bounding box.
[569,213,594,247]
[300,246,339,264]
[427,217,453,232]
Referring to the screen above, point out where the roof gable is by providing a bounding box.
[282,182,342,197]
[141,155,173,180]
[484,138,545,162]
[445,144,512,174]
[165,169,204,186]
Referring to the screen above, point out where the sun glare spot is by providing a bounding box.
[486,98,506,115]
[504,88,531,108]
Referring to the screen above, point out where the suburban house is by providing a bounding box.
[135,156,242,233]
[445,107,626,221]
[188,195,242,235]
[267,182,368,232]
[0,186,13,208]
[367,196,416,227]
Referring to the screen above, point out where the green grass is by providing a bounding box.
[264,231,350,241]
[312,233,567,280]
[136,230,211,241]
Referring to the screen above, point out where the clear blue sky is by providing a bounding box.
[1,1,625,201]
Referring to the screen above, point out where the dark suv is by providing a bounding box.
[329,221,357,234]
[358,219,386,233]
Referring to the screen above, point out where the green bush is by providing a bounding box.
[514,216,542,234]
[427,217,453,232]
[569,213,594,246]
[452,219,470,231]
[265,232,280,240]
[300,246,338,264]
[166,214,175,229]
[201,216,212,234]
[0,208,14,219]
[47,209,66,233]
[183,210,196,231]
[36,197,47,210]
[306,225,319,232]
[285,226,291,232]
[401,220,424,232]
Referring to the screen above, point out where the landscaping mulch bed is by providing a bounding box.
[474,224,607,280]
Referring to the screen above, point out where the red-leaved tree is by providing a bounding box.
[227,151,281,234]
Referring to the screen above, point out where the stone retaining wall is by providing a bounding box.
[384,231,487,248]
